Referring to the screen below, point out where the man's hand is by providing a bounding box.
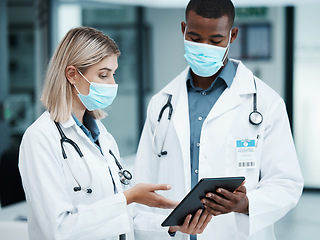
[201,184,249,216]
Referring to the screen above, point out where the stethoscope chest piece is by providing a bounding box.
[249,111,263,125]
[118,170,132,185]
[249,77,263,126]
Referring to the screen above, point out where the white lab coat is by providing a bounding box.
[19,111,134,240]
[133,60,303,240]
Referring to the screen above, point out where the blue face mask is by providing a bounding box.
[184,30,231,77]
[74,69,118,111]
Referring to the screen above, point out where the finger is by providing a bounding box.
[149,183,172,191]
[235,185,246,194]
[150,193,179,209]
[182,214,192,229]
[198,212,213,233]
[188,209,203,230]
[235,180,246,191]
[215,188,233,200]
[203,205,223,216]
[205,193,230,206]
[202,199,228,215]
[196,209,210,228]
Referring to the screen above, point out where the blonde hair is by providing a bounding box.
[41,27,120,122]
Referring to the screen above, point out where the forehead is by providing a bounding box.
[186,10,231,35]
[91,55,118,70]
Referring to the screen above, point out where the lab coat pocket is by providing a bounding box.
[225,133,264,191]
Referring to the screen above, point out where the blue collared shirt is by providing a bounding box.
[72,112,119,193]
[72,112,101,151]
[187,60,237,189]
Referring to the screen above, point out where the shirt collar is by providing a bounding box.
[72,112,100,142]
[187,59,236,90]
[218,59,236,88]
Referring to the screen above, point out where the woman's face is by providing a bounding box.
[75,54,118,96]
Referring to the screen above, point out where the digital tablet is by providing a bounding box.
[161,176,245,227]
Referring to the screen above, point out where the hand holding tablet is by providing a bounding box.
[162,177,245,227]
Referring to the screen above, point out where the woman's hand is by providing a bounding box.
[168,209,212,235]
[123,183,179,209]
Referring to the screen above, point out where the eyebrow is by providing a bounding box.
[99,67,112,71]
[187,31,224,38]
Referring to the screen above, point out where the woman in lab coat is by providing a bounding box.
[18,27,210,240]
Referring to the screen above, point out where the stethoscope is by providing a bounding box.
[152,77,263,157]
[54,122,132,194]
[249,77,263,125]
[152,94,173,157]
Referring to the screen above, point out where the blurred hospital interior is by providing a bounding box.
[0,0,319,239]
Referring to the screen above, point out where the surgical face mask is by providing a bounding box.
[73,69,118,111]
[184,30,231,77]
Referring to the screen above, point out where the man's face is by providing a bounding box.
[182,10,236,48]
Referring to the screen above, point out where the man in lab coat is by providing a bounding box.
[133,0,304,239]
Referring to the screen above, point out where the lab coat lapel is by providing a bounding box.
[205,61,255,122]
[163,68,191,193]
[98,134,123,193]
[205,79,241,122]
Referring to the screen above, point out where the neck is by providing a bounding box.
[72,91,86,124]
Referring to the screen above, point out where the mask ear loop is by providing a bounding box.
[72,69,91,95]
[222,30,232,63]
[77,69,91,84]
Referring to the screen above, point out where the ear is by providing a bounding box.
[230,27,238,44]
[181,21,186,36]
[65,66,77,84]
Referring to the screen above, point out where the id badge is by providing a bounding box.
[236,139,256,169]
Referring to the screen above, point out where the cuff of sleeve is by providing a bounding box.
[235,212,249,236]
[168,230,176,237]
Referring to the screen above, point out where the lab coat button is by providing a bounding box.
[202,91,207,96]
[198,117,203,121]
[196,143,200,147]
[195,169,199,174]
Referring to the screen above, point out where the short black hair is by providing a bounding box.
[186,0,235,27]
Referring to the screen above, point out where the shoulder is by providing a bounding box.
[234,60,284,104]
[148,67,189,108]
[22,111,57,142]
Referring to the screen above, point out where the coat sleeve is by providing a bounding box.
[235,97,304,236]
[18,123,131,240]
[132,97,174,240]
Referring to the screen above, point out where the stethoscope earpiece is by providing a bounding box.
[86,188,93,194]
[73,186,81,192]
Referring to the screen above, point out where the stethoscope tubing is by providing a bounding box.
[153,78,263,157]
[152,94,173,157]
[54,121,132,194]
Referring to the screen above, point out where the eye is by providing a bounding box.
[210,40,222,45]
[100,75,107,79]
[190,37,200,42]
